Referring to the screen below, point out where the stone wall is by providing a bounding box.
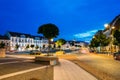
[0,49,5,57]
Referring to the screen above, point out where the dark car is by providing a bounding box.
[113,51,120,60]
[89,49,94,53]
[30,50,41,55]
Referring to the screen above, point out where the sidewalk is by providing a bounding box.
[54,59,97,80]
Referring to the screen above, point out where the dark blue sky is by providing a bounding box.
[0,0,120,42]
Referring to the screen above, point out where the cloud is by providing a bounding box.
[74,30,97,38]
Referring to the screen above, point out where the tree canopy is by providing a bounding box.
[15,44,19,50]
[30,44,34,49]
[56,39,66,47]
[113,30,120,43]
[38,23,59,39]
[90,30,110,48]
[89,38,99,48]
[113,30,120,50]
[35,45,39,49]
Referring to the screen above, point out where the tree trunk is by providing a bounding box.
[99,43,102,53]
[47,39,51,56]
[93,47,96,53]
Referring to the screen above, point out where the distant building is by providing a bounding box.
[62,40,88,50]
[0,35,10,51]
[74,41,87,47]
[62,41,71,49]
[5,31,48,51]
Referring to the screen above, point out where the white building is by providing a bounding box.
[62,41,88,50]
[6,31,48,51]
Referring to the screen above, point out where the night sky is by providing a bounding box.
[0,0,120,42]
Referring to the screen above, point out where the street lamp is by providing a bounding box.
[93,36,95,39]
[111,26,115,54]
[112,26,115,29]
[104,23,109,28]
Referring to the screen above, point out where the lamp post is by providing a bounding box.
[111,26,115,54]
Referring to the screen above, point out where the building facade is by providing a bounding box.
[103,15,120,52]
[103,15,120,37]
[6,31,48,51]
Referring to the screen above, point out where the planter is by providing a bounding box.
[35,56,59,65]
[0,49,6,57]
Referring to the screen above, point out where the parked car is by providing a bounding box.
[30,50,41,55]
[113,51,120,60]
[89,49,94,53]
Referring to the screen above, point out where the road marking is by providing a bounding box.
[6,55,35,59]
[0,60,34,65]
[0,61,21,65]
[0,57,17,60]
[0,66,48,79]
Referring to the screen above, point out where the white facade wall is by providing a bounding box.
[10,36,48,51]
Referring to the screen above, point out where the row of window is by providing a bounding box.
[11,44,42,47]
[20,35,41,40]
[11,37,48,43]
[11,41,48,44]
[11,38,33,43]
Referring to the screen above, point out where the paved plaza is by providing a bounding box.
[0,55,98,80]
[54,59,97,80]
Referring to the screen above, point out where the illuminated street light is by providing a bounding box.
[51,38,54,42]
[112,26,115,29]
[104,23,109,28]
[93,36,95,39]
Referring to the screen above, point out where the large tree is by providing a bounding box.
[38,23,59,53]
[90,30,110,52]
[113,30,120,50]
[96,33,110,47]
[89,38,99,51]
